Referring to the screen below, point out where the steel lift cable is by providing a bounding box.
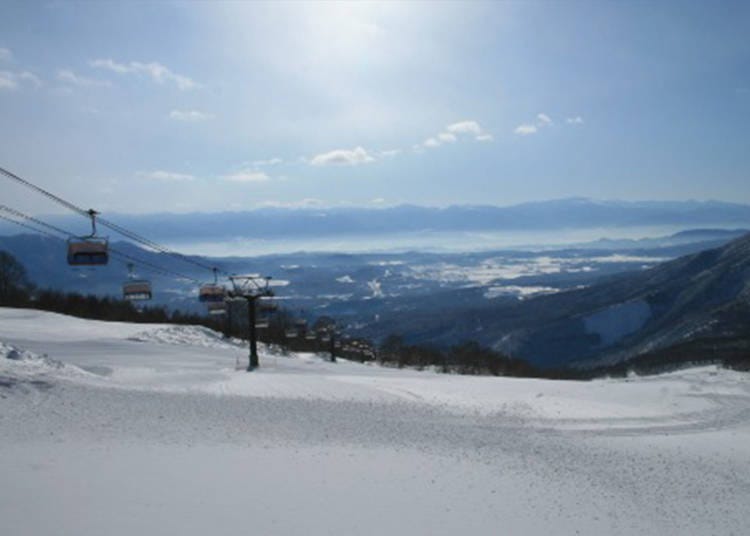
[0,206,201,283]
[0,165,229,277]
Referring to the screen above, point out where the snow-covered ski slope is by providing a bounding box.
[1,307,749,535]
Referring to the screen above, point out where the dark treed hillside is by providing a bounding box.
[373,232,750,370]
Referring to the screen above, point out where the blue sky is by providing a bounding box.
[1,1,749,214]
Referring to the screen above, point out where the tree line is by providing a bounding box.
[0,250,217,328]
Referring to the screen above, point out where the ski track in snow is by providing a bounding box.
[1,307,749,536]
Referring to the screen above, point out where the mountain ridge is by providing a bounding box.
[3,198,748,243]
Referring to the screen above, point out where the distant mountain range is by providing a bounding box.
[379,231,750,369]
[9,198,750,242]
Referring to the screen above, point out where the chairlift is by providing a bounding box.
[122,263,152,301]
[285,329,298,339]
[255,320,270,329]
[207,301,227,315]
[305,333,317,341]
[199,267,226,302]
[67,209,108,266]
[259,301,278,313]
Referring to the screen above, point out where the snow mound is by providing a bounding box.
[0,341,92,384]
[128,325,243,350]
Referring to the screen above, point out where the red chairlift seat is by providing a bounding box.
[67,237,109,266]
[259,301,278,313]
[199,284,226,303]
[207,301,227,315]
[123,279,152,301]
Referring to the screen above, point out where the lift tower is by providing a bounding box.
[229,274,273,371]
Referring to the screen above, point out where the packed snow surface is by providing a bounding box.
[1,307,749,536]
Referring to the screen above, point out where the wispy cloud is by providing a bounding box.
[421,120,493,148]
[57,69,111,87]
[169,109,214,122]
[445,120,483,136]
[222,170,270,182]
[0,70,41,90]
[566,116,584,124]
[514,113,553,136]
[310,146,375,166]
[90,59,198,90]
[0,71,15,90]
[378,149,401,158]
[537,113,552,126]
[138,170,195,181]
[514,124,538,136]
[0,48,12,62]
[255,198,324,209]
[252,157,283,167]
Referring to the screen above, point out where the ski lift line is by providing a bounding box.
[0,212,67,241]
[0,165,226,277]
[0,204,75,239]
[95,217,222,274]
[108,249,200,282]
[0,212,191,281]
[0,205,200,282]
[0,204,190,279]
[0,165,90,217]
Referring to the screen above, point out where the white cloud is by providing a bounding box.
[310,146,375,166]
[18,71,41,87]
[437,132,457,143]
[90,59,198,90]
[138,170,195,181]
[514,113,553,136]
[251,157,283,167]
[423,120,492,148]
[378,149,401,158]
[537,113,552,125]
[57,69,110,87]
[446,120,483,136]
[169,109,214,122]
[566,116,584,124]
[255,198,324,209]
[0,70,41,90]
[222,170,270,182]
[514,124,538,136]
[0,71,16,90]
[0,48,11,62]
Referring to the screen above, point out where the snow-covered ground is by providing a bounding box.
[1,307,749,535]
